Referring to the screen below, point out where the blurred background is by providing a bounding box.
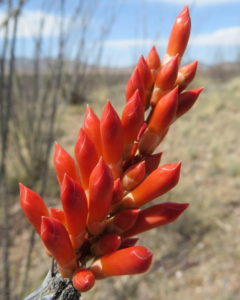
[0,0,240,299]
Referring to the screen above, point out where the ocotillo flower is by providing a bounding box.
[150,55,179,106]
[20,6,202,294]
[122,161,146,191]
[49,207,66,226]
[41,217,77,278]
[72,269,95,292]
[61,174,88,249]
[87,158,114,235]
[146,45,161,81]
[176,87,203,119]
[91,246,152,278]
[75,128,98,189]
[54,143,80,184]
[176,61,198,92]
[121,90,144,157]
[125,68,145,106]
[107,209,140,233]
[139,88,178,155]
[121,162,181,209]
[19,184,49,235]
[144,152,162,174]
[100,101,123,178]
[137,55,154,106]
[112,178,124,205]
[165,5,191,63]
[122,202,189,238]
[83,105,102,156]
[91,234,121,256]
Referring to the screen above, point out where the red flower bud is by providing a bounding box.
[121,162,181,208]
[176,87,203,119]
[144,152,162,174]
[146,45,161,81]
[107,209,140,233]
[49,207,66,226]
[122,161,146,191]
[72,269,95,292]
[112,178,124,205]
[139,88,178,155]
[19,184,49,235]
[54,143,80,185]
[41,217,76,278]
[61,174,88,249]
[150,55,179,106]
[125,68,145,105]
[123,202,189,237]
[121,90,144,157]
[83,105,102,156]
[88,158,114,235]
[91,246,152,278]
[91,233,121,256]
[100,101,123,168]
[137,55,154,90]
[176,61,198,92]
[75,128,98,189]
[165,6,191,61]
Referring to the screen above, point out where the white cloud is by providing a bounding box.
[0,10,68,39]
[146,0,240,5]
[105,26,240,48]
[191,27,240,46]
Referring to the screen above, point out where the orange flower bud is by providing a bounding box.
[41,217,77,278]
[121,90,144,157]
[176,61,198,92]
[122,161,146,191]
[125,68,145,105]
[100,101,123,168]
[137,55,154,91]
[123,202,189,237]
[165,6,191,62]
[144,152,162,174]
[75,128,98,189]
[19,184,49,235]
[176,87,203,119]
[54,143,80,185]
[88,158,114,235]
[72,269,95,292]
[49,207,66,226]
[120,238,139,249]
[149,87,178,133]
[112,178,124,205]
[61,174,88,249]
[83,105,102,156]
[107,209,140,233]
[121,162,181,208]
[150,55,179,106]
[91,233,121,256]
[91,246,152,278]
[146,45,161,81]
[139,88,178,155]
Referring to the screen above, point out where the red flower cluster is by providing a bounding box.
[20,6,202,293]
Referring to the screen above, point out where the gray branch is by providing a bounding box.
[24,264,81,300]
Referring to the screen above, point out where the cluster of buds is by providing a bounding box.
[20,6,202,294]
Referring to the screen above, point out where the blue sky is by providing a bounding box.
[1,0,240,67]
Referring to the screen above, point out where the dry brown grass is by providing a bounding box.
[4,68,240,300]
